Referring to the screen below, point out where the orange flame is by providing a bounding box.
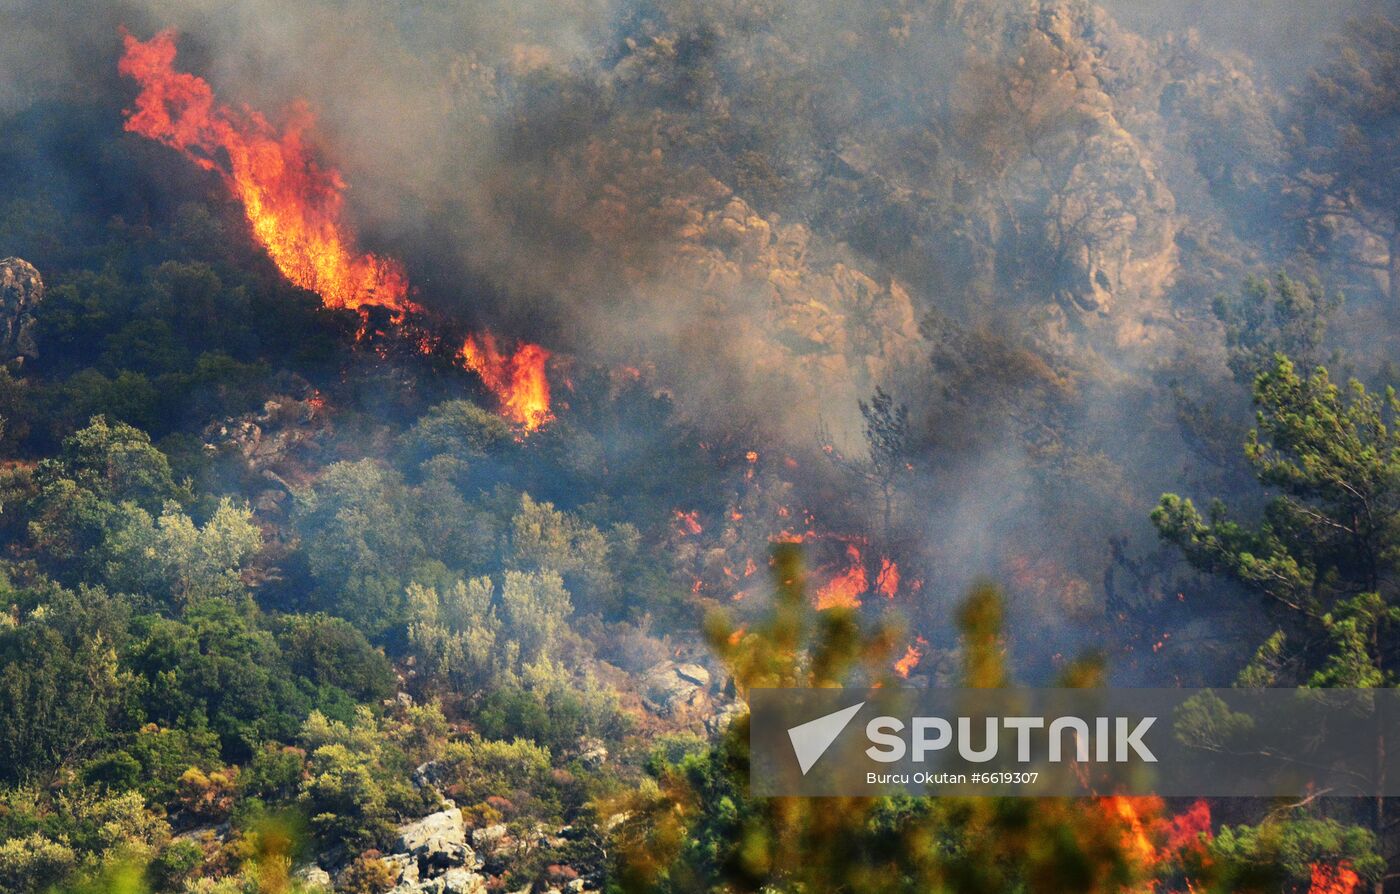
[459,332,554,432]
[1106,796,1159,869]
[1309,862,1359,894]
[876,556,900,598]
[815,543,867,610]
[1101,796,1213,890]
[893,635,927,678]
[119,30,414,317]
[119,30,554,432]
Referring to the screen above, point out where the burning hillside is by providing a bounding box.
[3,0,1400,891]
[118,28,553,431]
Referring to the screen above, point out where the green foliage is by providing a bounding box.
[1154,355,1400,678]
[103,498,261,605]
[273,614,395,703]
[407,577,500,696]
[1213,273,1340,384]
[509,495,618,613]
[475,657,628,754]
[0,582,129,784]
[618,550,1140,892]
[292,460,436,638]
[1155,352,1394,881]
[297,706,442,851]
[26,417,188,576]
[398,399,513,467]
[239,745,308,805]
[1210,817,1384,888]
[438,735,554,808]
[84,725,222,804]
[0,831,78,892]
[125,601,314,759]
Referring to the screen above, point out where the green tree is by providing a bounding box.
[0,582,129,784]
[292,460,435,638]
[407,577,500,696]
[509,495,617,613]
[1213,273,1341,385]
[103,498,262,605]
[1154,356,1400,678]
[124,600,312,759]
[297,706,442,850]
[397,399,513,469]
[1153,354,1396,888]
[26,417,188,576]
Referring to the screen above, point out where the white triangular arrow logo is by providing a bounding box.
[787,701,865,775]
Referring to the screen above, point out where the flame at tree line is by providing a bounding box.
[1101,797,1358,894]
[117,29,552,431]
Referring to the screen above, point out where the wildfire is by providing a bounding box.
[893,635,927,678]
[1101,796,1213,891]
[1309,863,1359,894]
[814,543,867,610]
[118,30,414,317]
[812,543,900,610]
[673,510,703,537]
[876,555,900,598]
[1107,796,1159,869]
[118,29,554,432]
[458,332,554,432]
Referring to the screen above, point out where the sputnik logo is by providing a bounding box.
[787,702,865,775]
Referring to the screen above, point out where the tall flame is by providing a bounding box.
[1102,795,1213,889]
[459,332,554,432]
[118,30,414,316]
[118,29,553,431]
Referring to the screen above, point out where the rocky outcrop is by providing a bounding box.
[300,807,495,894]
[0,257,43,365]
[201,378,331,512]
[641,660,712,718]
[396,807,468,855]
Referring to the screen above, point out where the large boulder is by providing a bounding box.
[438,867,489,894]
[642,661,710,718]
[396,807,468,857]
[0,257,43,364]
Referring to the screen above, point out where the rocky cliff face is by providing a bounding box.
[451,0,1292,435]
[0,257,43,365]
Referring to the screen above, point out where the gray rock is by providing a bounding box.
[705,701,746,737]
[422,838,476,872]
[470,823,508,853]
[384,852,419,885]
[293,864,332,890]
[413,760,444,789]
[0,258,42,364]
[398,807,466,855]
[642,661,708,717]
[675,663,711,688]
[577,737,608,770]
[439,866,489,894]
